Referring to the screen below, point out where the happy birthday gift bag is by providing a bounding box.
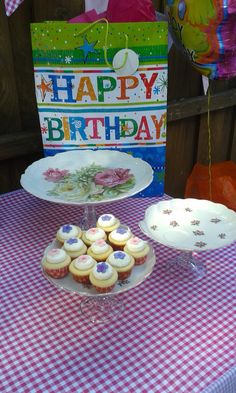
[31,21,168,196]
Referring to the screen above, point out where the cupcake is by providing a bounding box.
[124,236,150,265]
[56,224,82,244]
[106,251,135,280]
[69,255,96,284]
[89,262,118,293]
[82,227,107,246]
[63,237,87,259]
[42,248,71,278]
[108,225,132,251]
[97,214,120,233]
[87,239,113,262]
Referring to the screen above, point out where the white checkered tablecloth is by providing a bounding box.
[0,190,235,393]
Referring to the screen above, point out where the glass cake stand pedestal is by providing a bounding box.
[166,250,205,280]
[78,204,98,230]
[41,241,156,323]
[79,295,124,323]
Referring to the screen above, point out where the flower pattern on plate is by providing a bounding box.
[194,241,207,248]
[193,230,205,236]
[142,199,236,252]
[210,218,221,224]
[43,163,135,203]
[191,220,200,226]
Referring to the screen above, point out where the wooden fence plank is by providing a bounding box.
[0,131,42,160]
[0,1,22,134]
[0,154,43,194]
[8,0,40,131]
[164,46,201,197]
[168,88,236,122]
[32,0,84,21]
[197,81,236,165]
[230,115,236,161]
[165,117,199,197]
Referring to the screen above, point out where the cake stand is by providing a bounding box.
[41,240,156,323]
[139,198,236,281]
[21,150,155,322]
[20,149,153,229]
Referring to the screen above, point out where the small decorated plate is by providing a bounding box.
[41,240,156,297]
[21,150,153,205]
[139,198,236,252]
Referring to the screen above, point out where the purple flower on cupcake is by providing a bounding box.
[116,227,128,235]
[62,224,73,233]
[97,262,108,273]
[101,215,112,221]
[114,251,126,260]
[66,238,78,245]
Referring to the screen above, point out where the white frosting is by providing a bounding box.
[64,238,84,251]
[98,214,116,228]
[86,227,105,241]
[126,237,145,252]
[108,251,131,268]
[46,248,67,264]
[74,255,95,270]
[91,239,109,254]
[110,226,131,242]
[92,262,113,280]
[58,224,80,240]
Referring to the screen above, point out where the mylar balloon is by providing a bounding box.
[166,0,236,79]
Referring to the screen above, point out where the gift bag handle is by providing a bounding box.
[75,18,129,71]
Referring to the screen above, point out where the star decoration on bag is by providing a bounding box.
[36,75,53,101]
[78,36,97,63]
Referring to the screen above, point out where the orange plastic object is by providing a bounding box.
[185,161,236,211]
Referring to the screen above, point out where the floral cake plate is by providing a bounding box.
[139,198,236,252]
[20,150,153,205]
[139,198,236,281]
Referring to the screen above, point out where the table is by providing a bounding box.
[1,190,235,393]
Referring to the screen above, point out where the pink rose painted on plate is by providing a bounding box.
[43,168,69,182]
[94,168,133,188]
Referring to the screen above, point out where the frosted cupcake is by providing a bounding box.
[87,239,113,262]
[96,214,120,233]
[63,238,87,259]
[56,224,82,244]
[108,225,132,251]
[82,227,107,246]
[42,248,71,278]
[124,236,150,265]
[89,262,118,293]
[69,255,96,284]
[106,251,135,280]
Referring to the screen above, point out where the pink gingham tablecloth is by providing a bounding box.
[4,0,24,16]
[0,190,235,393]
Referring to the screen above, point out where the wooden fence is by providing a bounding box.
[0,0,235,197]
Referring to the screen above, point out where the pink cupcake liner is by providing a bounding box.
[134,255,148,265]
[72,274,90,284]
[44,266,69,278]
[93,284,115,293]
[118,270,132,281]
